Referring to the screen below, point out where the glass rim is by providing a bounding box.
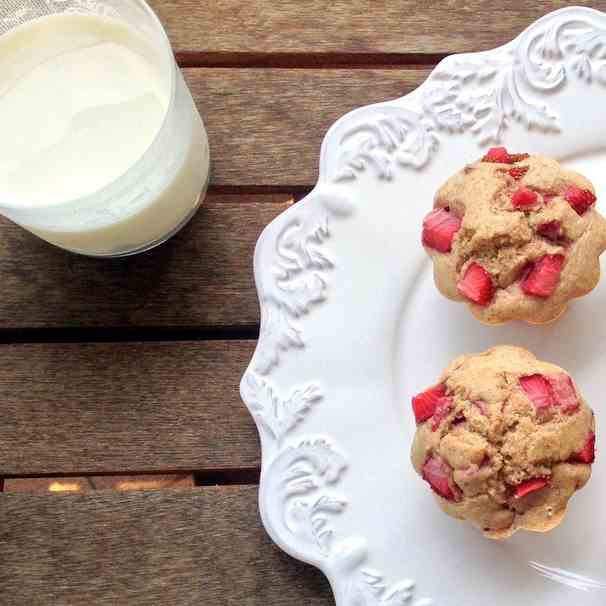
[0,0,177,212]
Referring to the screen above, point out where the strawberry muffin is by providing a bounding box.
[410,346,596,539]
[422,148,606,324]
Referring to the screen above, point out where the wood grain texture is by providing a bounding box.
[0,341,259,476]
[0,487,331,606]
[0,195,289,329]
[188,68,430,186]
[150,0,605,56]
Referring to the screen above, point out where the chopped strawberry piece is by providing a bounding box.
[422,208,462,253]
[431,397,454,431]
[482,147,511,163]
[515,477,550,498]
[457,263,494,306]
[521,254,565,298]
[536,220,561,241]
[509,166,529,180]
[520,374,556,412]
[564,185,596,215]
[511,187,538,209]
[571,432,596,464]
[548,373,579,414]
[412,384,447,424]
[422,455,458,501]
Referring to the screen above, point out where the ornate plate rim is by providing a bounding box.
[240,6,606,605]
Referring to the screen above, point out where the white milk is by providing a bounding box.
[0,13,209,256]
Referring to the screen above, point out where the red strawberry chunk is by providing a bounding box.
[511,187,538,209]
[537,220,562,241]
[521,254,565,298]
[564,185,596,215]
[431,397,454,431]
[457,263,494,306]
[412,384,447,424]
[482,147,511,164]
[571,432,596,464]
[548,373,579,414]
[422,455,458,501]
[509,166,529,180]
[520,374,556,412]
[515,477,550,499]
[422,208,462,253]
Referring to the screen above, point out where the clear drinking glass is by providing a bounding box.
[0,0,210,257]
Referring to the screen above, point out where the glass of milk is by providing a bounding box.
[0,0,210,256]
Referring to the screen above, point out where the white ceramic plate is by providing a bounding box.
[240,7,606,605]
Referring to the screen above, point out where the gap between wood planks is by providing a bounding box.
[0,325,260,344]
[1,468,261,493]
[176,51,447,70]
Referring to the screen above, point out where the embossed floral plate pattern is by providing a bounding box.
[241,7,606,605]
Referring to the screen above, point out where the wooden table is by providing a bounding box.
[0,1,602,603]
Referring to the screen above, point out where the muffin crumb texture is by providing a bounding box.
[410,346,596,539]
[422,148,606,324]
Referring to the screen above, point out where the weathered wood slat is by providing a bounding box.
[0,196,289,329]
[188,68,430,186]
[150,0,605,56]
[0,487,331,606]
[0,341,259,476]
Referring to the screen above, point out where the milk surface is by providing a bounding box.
[0,13,169,205]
